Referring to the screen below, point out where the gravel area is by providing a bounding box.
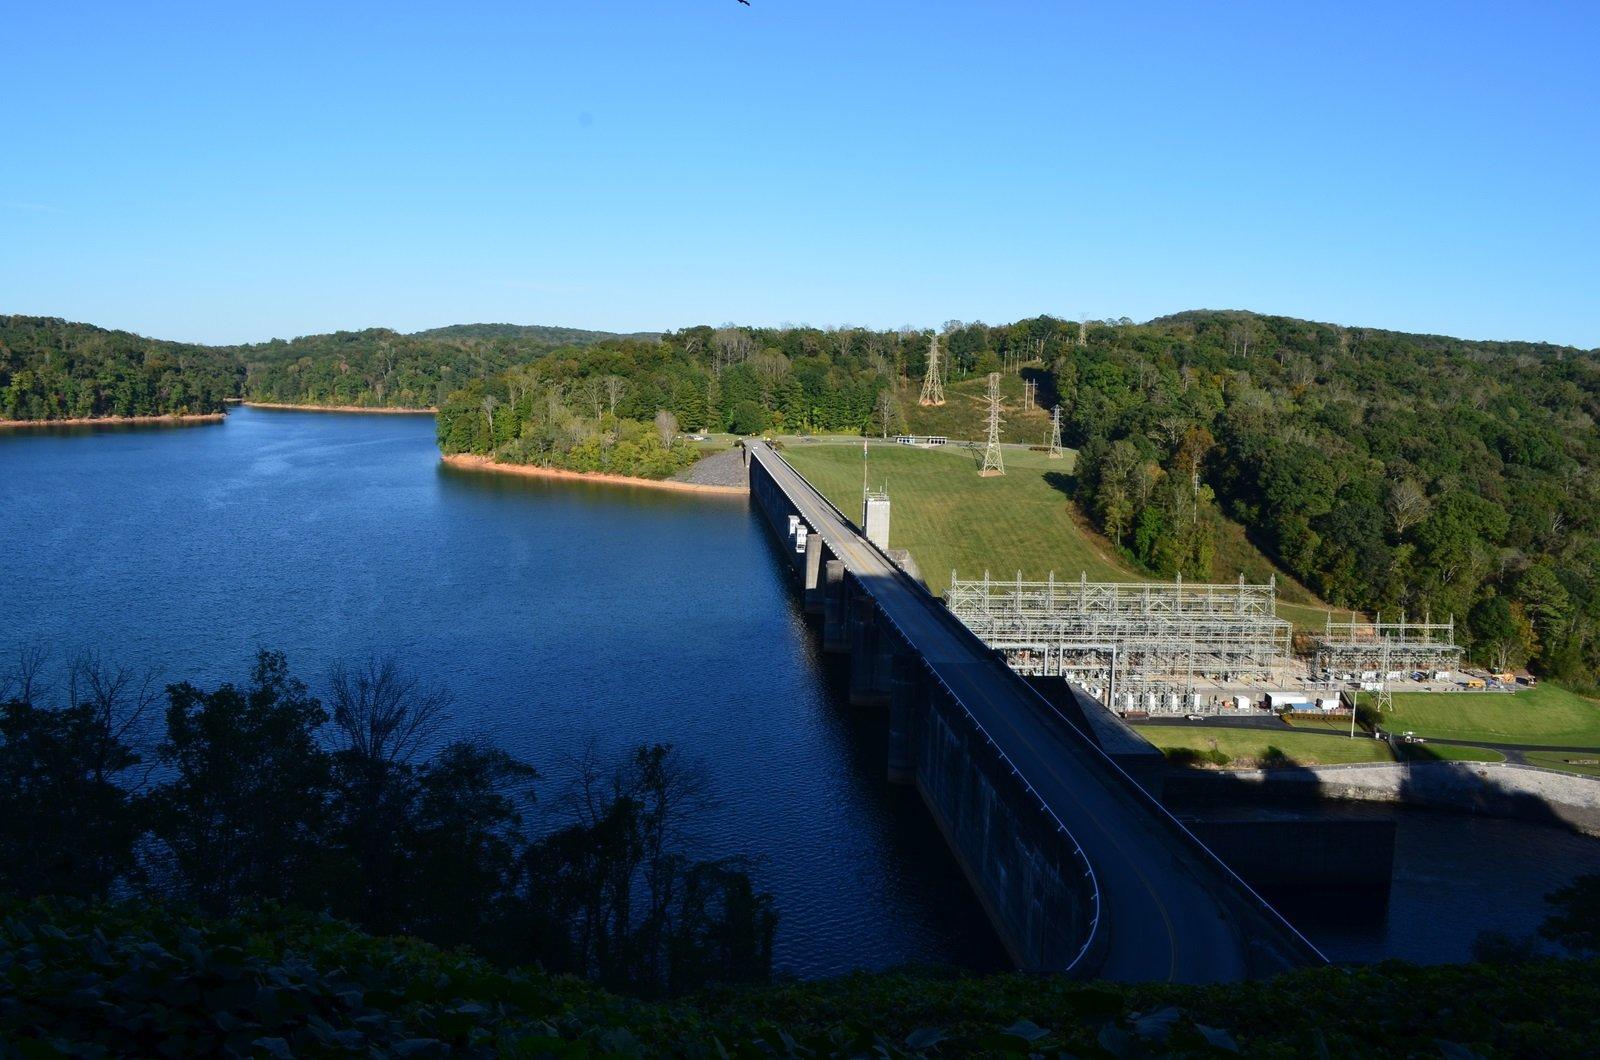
[671,446,749,488]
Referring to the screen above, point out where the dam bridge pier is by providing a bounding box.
[744,440,1328,981]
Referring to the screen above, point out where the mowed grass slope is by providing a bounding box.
[1132,726,1395,767]
[780,439,1338,625]
[1367,685,1600,748]
[780,441,1125,596]
[898,372,1055,445]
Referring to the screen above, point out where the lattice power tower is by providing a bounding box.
[1048,406,1064,459]
[979,372,1005,477]
[918,333,945,407]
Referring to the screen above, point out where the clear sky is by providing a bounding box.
[3,2,1596,348]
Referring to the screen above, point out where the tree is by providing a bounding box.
[654,409,679,447]
[874,388,899,438]
[324,656,452,933]
[1387,478,1431,537]
[522,742,775,996]
[603,376,627,419]
[0,692,144,900]
[147,650,332,915]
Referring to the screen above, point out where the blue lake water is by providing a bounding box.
[3,406,1598,971]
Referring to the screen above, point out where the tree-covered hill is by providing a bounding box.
[0,315,243,421]
[1058,311,1600,684]
[435,325,919,477]
[411,322,660,344]
[234,325,649,409]
[4,898,1597,1057]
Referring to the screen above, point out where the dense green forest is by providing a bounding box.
[1045,311,1600,684]
[0,316,242,421]
[0,649,775,999]
[434,325,919,476]
[236,325,644,408]
[4,897,1599,1056]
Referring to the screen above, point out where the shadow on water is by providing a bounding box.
[751,516,1011,974]
[1161,742,1600,962]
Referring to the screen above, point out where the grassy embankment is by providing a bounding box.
[8,898,1599,1057]
[780,436,1333,627]
[1360,685,1600,749]
[1131,726,1396,768]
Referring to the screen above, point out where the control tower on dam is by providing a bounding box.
[743,440,1326,981]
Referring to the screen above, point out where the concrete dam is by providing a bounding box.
[745,440,1326,982]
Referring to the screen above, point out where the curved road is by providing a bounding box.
[751,442,1324,982]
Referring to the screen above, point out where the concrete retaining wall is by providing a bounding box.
[1168,761,1600,836]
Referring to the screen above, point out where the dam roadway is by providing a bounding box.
[748,441,1325,982]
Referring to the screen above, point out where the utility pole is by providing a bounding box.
[980,372,1005,477]
[918,332,946,407]
[1047,405,1064,459]
[1023,379,1036,410]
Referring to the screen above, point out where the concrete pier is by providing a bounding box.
[887,650,917,785]
[802,531,823,614]
[848,591,886,706]
[744,441,1325,980]
[822,560,848,653]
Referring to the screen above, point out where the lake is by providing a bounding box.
[3,406,1598,971]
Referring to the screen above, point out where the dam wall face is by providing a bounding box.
[747,450,1101,971]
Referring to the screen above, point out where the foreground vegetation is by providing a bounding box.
[0,649,775,998]
[1366,685,1600,748]
[4,898,1599,1057]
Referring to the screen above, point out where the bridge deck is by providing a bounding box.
[750,441,1324,982]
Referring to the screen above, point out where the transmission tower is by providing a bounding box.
[1047,405,1064,459]
[918,332,945,406]
[1077,317,1088,347]
[1023,379,1037,410]
[979,372,1005,477]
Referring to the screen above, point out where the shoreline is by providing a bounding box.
[242,401,438,414]
[441,452,748,495]
[0,412,226,429]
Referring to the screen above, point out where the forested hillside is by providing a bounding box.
[236,325,642,408]
[1057,312,1600,683]
[435,325,914,476]
[0,316,242,421]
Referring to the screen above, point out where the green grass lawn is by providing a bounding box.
[780,439,1340,627]
[1522,750,1600,777]
[1131,725,1395,768]
[1400,743,1507,763]
[1283,713,1360,734]
[1364,685,1600,748]
[781,441,1121,596]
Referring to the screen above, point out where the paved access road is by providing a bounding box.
[751,442,1321,982]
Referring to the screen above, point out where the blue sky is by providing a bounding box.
[3,1,1596,347]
